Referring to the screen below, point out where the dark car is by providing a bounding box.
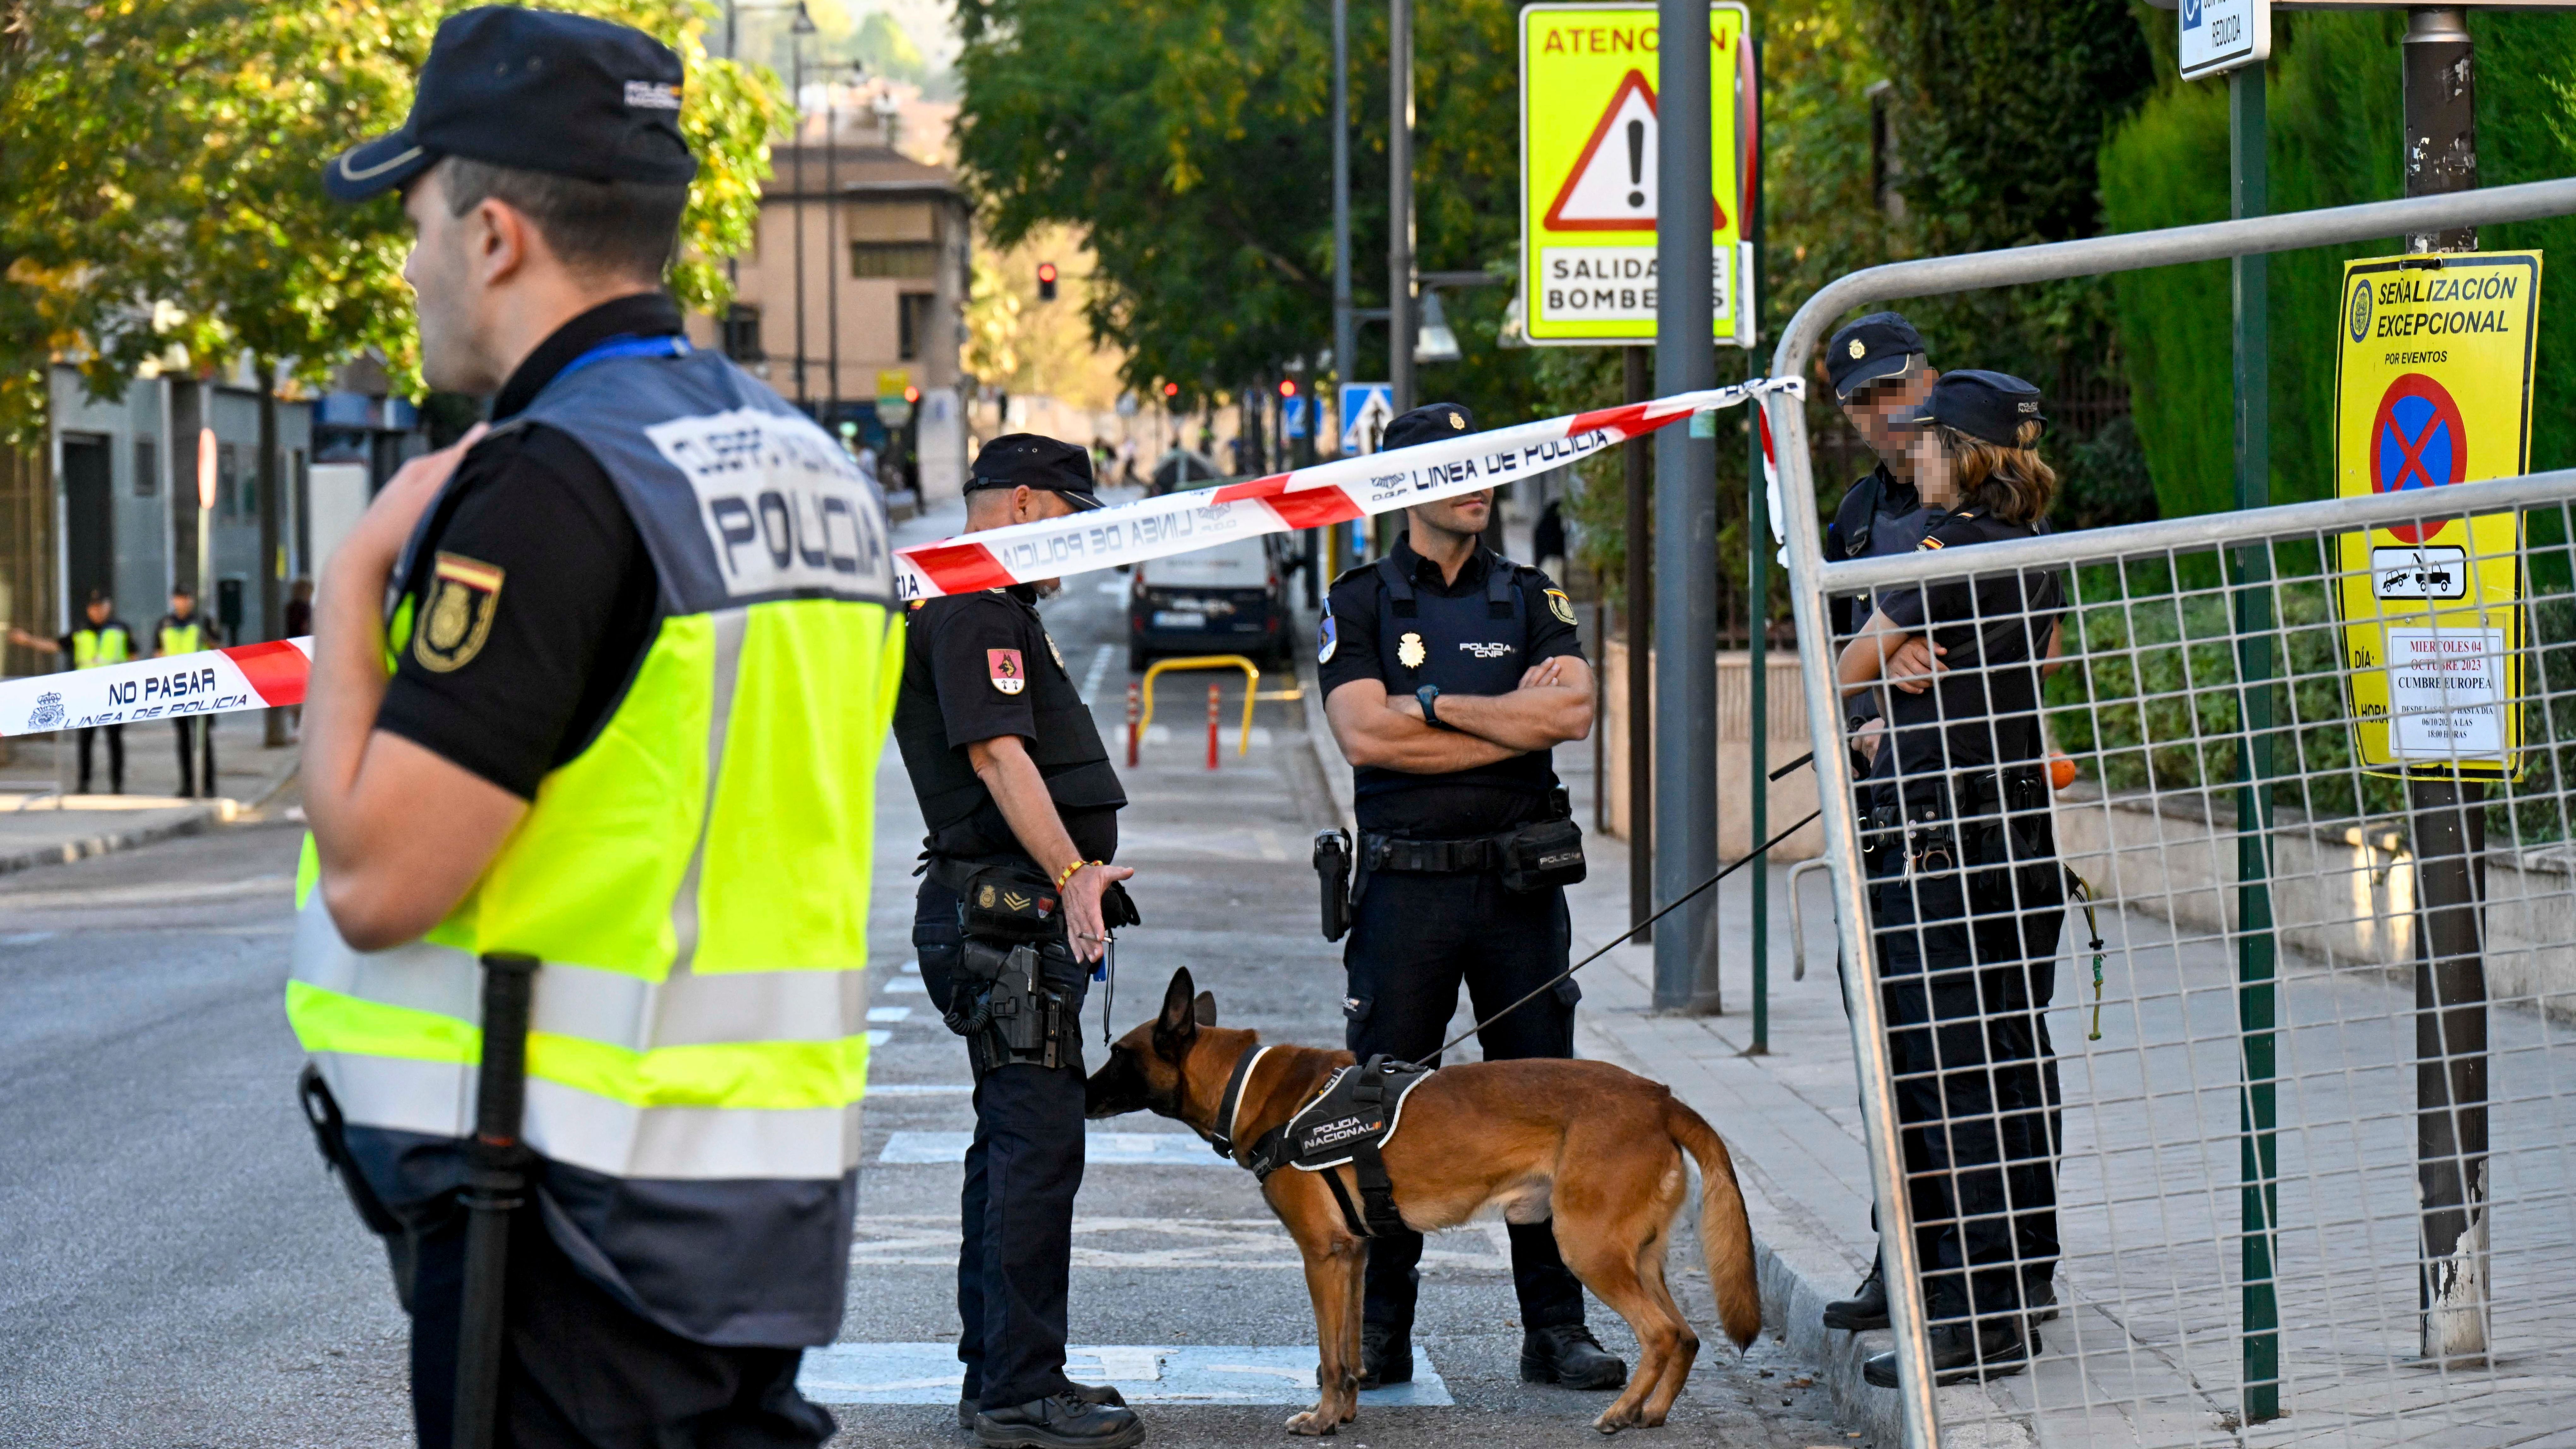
[1128,532,1300,672]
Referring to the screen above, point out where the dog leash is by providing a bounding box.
[2066,869,2107,1041]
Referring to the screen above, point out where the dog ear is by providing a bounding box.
[1192,991,1217,1026]
[1153,968,1197,1060]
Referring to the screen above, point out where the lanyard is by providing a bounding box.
[549,331,691,387]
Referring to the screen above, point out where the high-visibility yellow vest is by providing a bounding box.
[159,619,202,656]
[72,625,131,669]
[286,342,902,1344]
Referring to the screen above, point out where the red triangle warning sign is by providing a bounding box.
[1541,69,1727,234]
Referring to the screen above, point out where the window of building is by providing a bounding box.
[898,292,936,362]
[853,242,940,280]
[134,437,157,497]
[218,442,241,517]
[722,304,765,362]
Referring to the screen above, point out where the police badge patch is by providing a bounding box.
[1317,606,1338,664]
[414,552,503,673]
[1397,632,1426,669]
[988,648,1027,694]
[1545,587,1577,626]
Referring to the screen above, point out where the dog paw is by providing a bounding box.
[1590,1410,1632,1435]
[1284,1409,1339,1437]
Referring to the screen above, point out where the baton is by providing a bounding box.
[452,952,538,1449]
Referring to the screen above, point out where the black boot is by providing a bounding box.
[973,1392,1144,1449]
[1520,1323,1627,1390]
[1862,1319,2037,1388]
[1358,1323,1412,1389]
[963,1383,1126,1432]
[1822,1258,1890,1332]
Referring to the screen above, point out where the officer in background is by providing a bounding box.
[895,433,1144,1449]
[295,11,894,1445]
[1317,402,1621,1393]
[155,584,221,798]
[10,591,137,793]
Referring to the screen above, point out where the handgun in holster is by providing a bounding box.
[1313,828,1354,942]
[947,937,1077,1074]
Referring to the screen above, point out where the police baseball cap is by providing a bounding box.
[968,434,1106,511]
[1381,402,1474,453]
[325,7,698,203]
[1825,312,1927,401]
[1891,369,2047,447]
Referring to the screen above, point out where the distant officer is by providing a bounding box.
[154,584,221,798]
[10,591,137,793]
[293,10,895,1446]
[895,433,1144,1449]
[1317,402,1621,1394]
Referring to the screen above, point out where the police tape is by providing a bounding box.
[0,638,310,737]
[893,376,1803,598]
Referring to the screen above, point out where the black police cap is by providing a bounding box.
[1825,312,1927,401]
[1381,402,1474,453]
[968,434,1106,512]
[326,7,697,202]
[1892,369,2047,447]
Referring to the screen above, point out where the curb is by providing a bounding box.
[0,804,225,878]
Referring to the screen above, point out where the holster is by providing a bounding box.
[944,936,1081,1076]
[1313,829,1354,941]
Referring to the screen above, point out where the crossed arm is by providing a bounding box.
[1324,654,1595,773]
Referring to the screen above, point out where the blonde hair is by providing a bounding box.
[1936,421,2056,524]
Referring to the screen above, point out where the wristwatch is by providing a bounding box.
[1416,684,1449,729]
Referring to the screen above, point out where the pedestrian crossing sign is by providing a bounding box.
[1519,1,1750,347]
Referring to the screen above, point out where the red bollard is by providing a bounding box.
[1125,682,1141,767]
[1206,682,1221,771]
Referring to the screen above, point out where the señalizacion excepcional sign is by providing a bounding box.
[2333,250,2542,778]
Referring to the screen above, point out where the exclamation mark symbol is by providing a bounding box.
[1625,118,1646,210]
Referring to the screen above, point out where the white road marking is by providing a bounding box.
[1080,643,1117,704]
[898,959,919,974]
[866,1006,913,1023]
[1096,579,1128,597]
[1119,725,1273,750]
[864,1084,975,1096]
[882,975,928,994]
[867,1030,892,1046]
[878,1130,1219,1165]
[1252,828,1286,862]
[851,1214,1509,1271]
[798,1343,1452,1406]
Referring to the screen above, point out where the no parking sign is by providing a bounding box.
[2333,251,2542,775]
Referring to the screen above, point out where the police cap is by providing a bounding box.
[325,7,698,202]
[968,433,1106,511]
[1891,369,2047,447]
[1825,312,1927,402]
[1381,402,1474,453]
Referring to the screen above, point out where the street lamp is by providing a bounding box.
[1413,289,1461,364]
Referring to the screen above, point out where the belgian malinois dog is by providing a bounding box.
[1085,967,1762,1436]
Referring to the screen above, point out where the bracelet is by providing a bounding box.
[1055,859,1086,889]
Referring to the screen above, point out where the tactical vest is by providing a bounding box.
[285,341,902,1347]
[159,618,203,657]
[73,625,131,670]
[894,589,1121,867]
[1353,550,1557,810]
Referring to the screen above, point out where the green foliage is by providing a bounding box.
[853,11,930,86]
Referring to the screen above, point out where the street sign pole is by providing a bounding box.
[1741,28,1767,1052]
[1389,0,1414,420]
[1332,0,1354,429]
[1653,0,1719,1013]
[1625,346,1652,943]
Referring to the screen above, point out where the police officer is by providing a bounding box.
[1317,402,1623,1393]
[894,433,1144,1449]
[155,584,221,797]
[10,591,137,793]
[295,11,894,1445]
[1834,371,2069,1386]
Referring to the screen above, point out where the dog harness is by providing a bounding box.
[1210,1048,1434,1239]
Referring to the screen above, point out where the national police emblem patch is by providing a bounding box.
[1397,632,1427,670]
[1545,587,1577,626]
[414,552,503,673]
[1317,607,1338,664]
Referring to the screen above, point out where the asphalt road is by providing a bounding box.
[0,568,1844,1449]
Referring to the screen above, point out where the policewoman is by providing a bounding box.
[155,584,221,797]
[1834,370,2069,1388]
[1316,402,1621,1393]
[294,11,897,1445]
[10,591,138,794]
[893,433,1144,1449]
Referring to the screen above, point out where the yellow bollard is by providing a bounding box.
[1137,655,1261,757]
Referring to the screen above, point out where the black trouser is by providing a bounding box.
[1343,866,1586,1335]
[407,1201,835,1449]
[915,880,1091,1410]
[174,715,212,797]
[76,723,121,793]
[1866,853,2064,1326]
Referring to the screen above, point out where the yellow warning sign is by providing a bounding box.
[2332,251,2542,777]
[1519,2,1748,347]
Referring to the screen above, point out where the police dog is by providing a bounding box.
[1085,967,1761,1436]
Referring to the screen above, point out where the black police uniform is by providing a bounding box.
[1317,523,1601,1367]
[1860,493,2067,1361]
[892,520,1128,1424]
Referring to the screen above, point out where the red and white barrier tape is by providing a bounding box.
[0,378,1800,734]
[894,378,1802,599]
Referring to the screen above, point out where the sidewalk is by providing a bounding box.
[0,709,300,873]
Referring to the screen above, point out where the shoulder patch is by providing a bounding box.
[1916,535,1945,551]
[1317,598,1338,664]
[413,552,503,673]
[1544,587,1577,626]
[988,648,1026,695]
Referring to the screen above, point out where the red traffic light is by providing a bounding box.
[903,385,921,404]
[1036,261,1059,302]
[1277,378,1297,397]
[1036,262,1058,283]
[1161,382,1179,398]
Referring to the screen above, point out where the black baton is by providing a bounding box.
[452,952,538,1449]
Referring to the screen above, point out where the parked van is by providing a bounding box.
[1128,533,1297,672]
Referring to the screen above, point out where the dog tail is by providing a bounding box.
[1666,1097,1762,1349]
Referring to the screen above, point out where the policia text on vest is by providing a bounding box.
[893,431,1150,1449]
[293,13,898,1447]
[1312,401,1628,1394]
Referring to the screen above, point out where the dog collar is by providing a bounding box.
[1208,1044,1276,1164]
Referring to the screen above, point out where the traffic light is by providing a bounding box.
[1036,261,1058,302]
[1161,381,1180,398]
[1277,378,1297,398]
[903,384,921,404]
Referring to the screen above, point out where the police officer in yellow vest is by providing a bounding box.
[293,11,898,1445]
[154,584,222,797]
[9,590,136,794]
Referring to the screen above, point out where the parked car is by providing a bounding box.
[1128,532,1301,672]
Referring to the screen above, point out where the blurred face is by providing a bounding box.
[965,485,1083,595]
[86,598,111,625]
[1408,489,1492,543]
[170,592,193,618]
[1910,427,1959,510]
[1839,364,1937,478]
